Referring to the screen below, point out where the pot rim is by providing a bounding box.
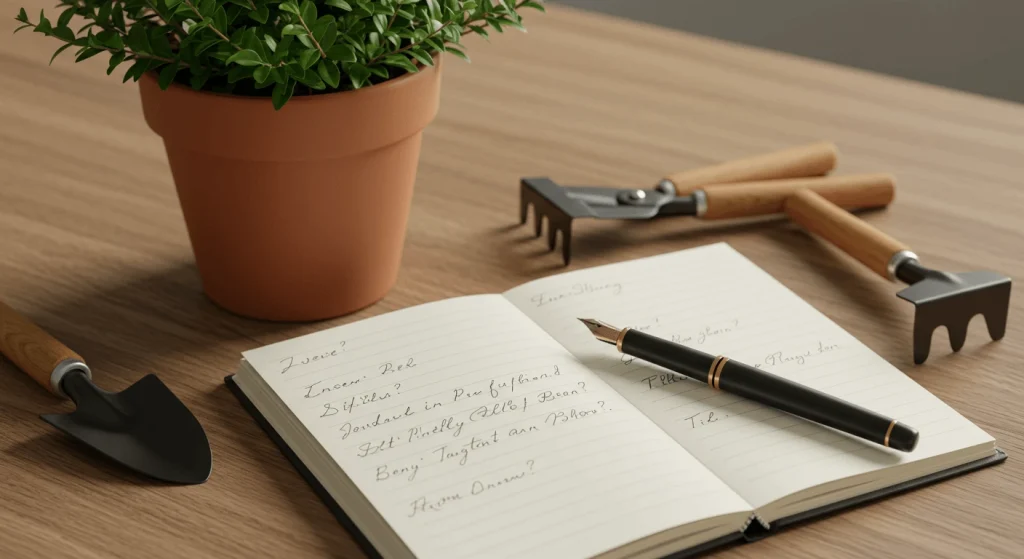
[141,54,440,106]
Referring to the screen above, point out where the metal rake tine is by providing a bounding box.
[561,226,572,265]
[982,286,1011,341]
[947,320,969,353]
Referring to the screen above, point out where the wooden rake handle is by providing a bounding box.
[663,141,838,194]
[701,173,895,220]
[784,188,911,280]
[0,301,86,396]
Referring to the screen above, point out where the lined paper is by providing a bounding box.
[503,244,994,511]
[241,295,750,559]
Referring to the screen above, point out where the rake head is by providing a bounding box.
[896,264,1012,364]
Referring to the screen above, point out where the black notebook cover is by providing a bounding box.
[226,375,1006,559]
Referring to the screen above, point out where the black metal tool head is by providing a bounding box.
[520,177,689,265]
[895,260,1012,364]
[42,370,212,484]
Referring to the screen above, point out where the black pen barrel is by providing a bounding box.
[621,329,919,452]
[622,329,716,383]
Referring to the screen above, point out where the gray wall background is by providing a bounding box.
[556,0,1024,104]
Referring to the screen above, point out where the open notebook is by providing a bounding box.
[227,243,1003,559]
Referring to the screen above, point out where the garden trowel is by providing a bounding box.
[785,190,1011,364]
[0,301,211,484]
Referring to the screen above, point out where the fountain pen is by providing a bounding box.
[579,318,919,452]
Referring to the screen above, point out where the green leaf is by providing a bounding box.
[194,38,219,55]
[249,5,270,23]
[225,0,251,7]
[522,0,545,11]
[274,34,295,60]
[326,43,355,62]
[299,0,316,24]
[318,21,337,48]
[346,62,370,88]
[34,11,52,34]
[407,48,433,67]
[298,48,319,69]
[183,18,209,34]
[126,23,151,52]
[164,0,183,8]
[213,6,228,32]
[316,58,340,88]
[279,1,300,15]
[56,7,75,28]
[122,59,147,82]
[190,71,209,90]
[48,43,74,65]
[368,64,388,79]
[296,33,314,48]
[372,13,386,34]
[106,50,126,74]
[227,64,252,83]
[446,47,469,62]
[95,29,122,49]
[294,68,325,89]
[383,54,417,73]
[97,1,112,25]
[254,65,271,83]
[226,49,264,66]
[74,46,103,62]
[16,7,28,23]
[149,28,173,57]
[111,5,126,31]
[53,26,76,43]
[468,24,488,39]
[196,0,215,18]
[158,63,179,89]
[264,35,278,52]
[281,24,304,35]
[324,0,351,10]
[271,79,295,110]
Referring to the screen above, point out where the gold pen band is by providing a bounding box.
[616,328,630,353]
[714,357,728,389]
[883,420,897,448]
[707,356,729,389]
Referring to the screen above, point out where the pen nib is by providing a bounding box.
[578,318,621,345]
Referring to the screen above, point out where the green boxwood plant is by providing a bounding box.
[14,0,543,108]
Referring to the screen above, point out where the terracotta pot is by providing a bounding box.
[139,61,442,321]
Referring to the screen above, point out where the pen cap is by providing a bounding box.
[887,423,919,452]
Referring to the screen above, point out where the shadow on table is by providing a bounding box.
[201,384,352,558]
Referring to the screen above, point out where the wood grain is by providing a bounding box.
[2,4,1023,559]
[664,141,838,193]
[785,189,911,279]
[0,300,83,395]
[701,173,895,220]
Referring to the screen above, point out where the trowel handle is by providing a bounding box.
[663,141,838,194]
[700,173,895,220]
[0,301,89,397]
[784,188,911,280]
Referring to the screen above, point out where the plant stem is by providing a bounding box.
[296,15,326,58]
[142,0,186,39]
[183,0,241,50]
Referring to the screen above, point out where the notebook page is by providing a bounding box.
[503,244,994,511]
[241,295,750,559]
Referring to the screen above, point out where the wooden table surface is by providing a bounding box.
[2,4,1023,558]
